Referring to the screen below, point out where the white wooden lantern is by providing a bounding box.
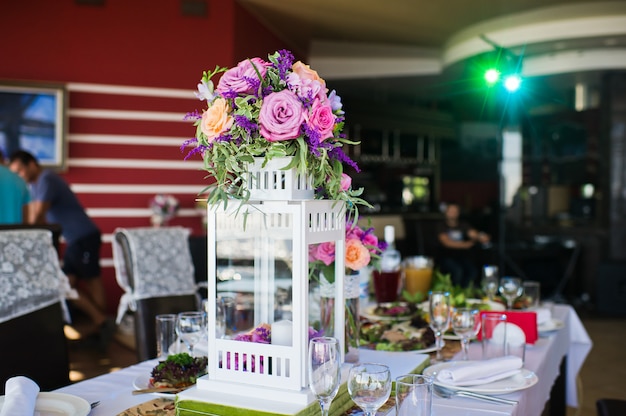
[196,198,346,405]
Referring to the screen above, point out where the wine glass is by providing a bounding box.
[499,277,523,310]
[428,291,451,363]
[176,311,207,356]
[348,363,392,416]
[481,265,499,301]
[308,337,341,416]
[451,307,480,360]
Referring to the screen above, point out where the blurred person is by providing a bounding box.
[9,150,114,349]
[436,202,490,288]
[0,149,30,224]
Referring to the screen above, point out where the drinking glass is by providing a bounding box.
[395,374,433,416]
[499,277,523,310]
[308,337,341,416]
[176,311,207,356]
[348,363,392,416]
[428,291,451,363]
[522,280,541,309]
[451,307,480,360]
[481,265,499,301]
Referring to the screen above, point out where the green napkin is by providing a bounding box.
[176,357,429,416]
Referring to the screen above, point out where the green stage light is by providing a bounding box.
[503,74,522,92]
[484,68,500,85]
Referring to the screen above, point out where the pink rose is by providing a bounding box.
[340,173,352,191]
[200,98,234,142]
[345,223,363,240]
[308,99,335,141]
[345,239,371,270]
[362,233,379,251]
[217,57,269,95]
[259,90,305,142]
[314,242,336,266]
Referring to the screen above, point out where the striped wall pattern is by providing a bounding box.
[64,82,209,311]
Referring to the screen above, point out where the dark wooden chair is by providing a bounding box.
[112,227,200,362]
[597,399,626,416]
[0,302,70,394]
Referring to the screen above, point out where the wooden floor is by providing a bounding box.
[65,307,626,416]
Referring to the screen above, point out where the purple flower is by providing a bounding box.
[259,90,305,142]
[274,49,294,80]
[328,90,344,114]
[217,57,270,96]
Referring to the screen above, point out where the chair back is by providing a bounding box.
[0,229,72,391]
[112,226,200,361]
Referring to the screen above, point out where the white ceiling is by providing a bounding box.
[238,0,626,112]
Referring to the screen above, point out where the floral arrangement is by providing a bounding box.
[182,49,369,219]
[309,221,387,284]
[226,324,323,372]
[149,194,179,225]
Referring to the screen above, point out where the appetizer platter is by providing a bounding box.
[133,353,208,396]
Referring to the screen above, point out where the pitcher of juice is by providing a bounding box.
[403,256,434,297]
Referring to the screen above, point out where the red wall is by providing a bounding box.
[0,0,290,314]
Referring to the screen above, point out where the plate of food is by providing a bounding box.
[360,314,438,352]
[133,352,208,397]
[362,302,416,322]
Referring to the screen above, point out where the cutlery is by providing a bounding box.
[132,386,190,395]
[434,385,518,405]
[90,401,100,409]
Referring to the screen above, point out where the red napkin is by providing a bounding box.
[478,310,538,344]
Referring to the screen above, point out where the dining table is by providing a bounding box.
[53,303,591,416]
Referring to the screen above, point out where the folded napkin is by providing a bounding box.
[0,376,40,416]
[533,307,552,325]
[437,356,523,386]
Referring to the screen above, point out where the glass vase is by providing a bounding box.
[319,271,360,363]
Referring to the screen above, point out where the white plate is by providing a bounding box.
[0,392,90,416]
[133,375,180,398]
[538,318,565,334]
[362,304,413,322]
[423,361,538,395]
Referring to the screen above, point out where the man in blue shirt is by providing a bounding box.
[0,149,30,224]
[9,150,114,349]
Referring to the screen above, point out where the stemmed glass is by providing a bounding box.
[176,311,207,356]
[347,363,392,416]
[451,307,480,360]
[499,277,523,310]
[428,291,451,363]
[481,265,499,301]
[308,337,341,416]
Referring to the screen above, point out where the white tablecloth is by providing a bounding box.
[55,304,591,416]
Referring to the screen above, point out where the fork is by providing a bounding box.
[434,385,518,405]
[90,401,100,409]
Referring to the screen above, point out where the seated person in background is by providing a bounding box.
[0,149,30,224]
[436,202,490,288]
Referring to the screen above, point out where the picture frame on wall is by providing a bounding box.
[0,82,67,169]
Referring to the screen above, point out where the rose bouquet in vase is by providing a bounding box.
[309,221,386,362]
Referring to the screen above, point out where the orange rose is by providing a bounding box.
[291,61,326,88]
[200,97,234,142]
[345,238,371,271]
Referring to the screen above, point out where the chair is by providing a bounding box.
[112,226,201,361]
[597,399,626,416]
[0,229,74,393]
